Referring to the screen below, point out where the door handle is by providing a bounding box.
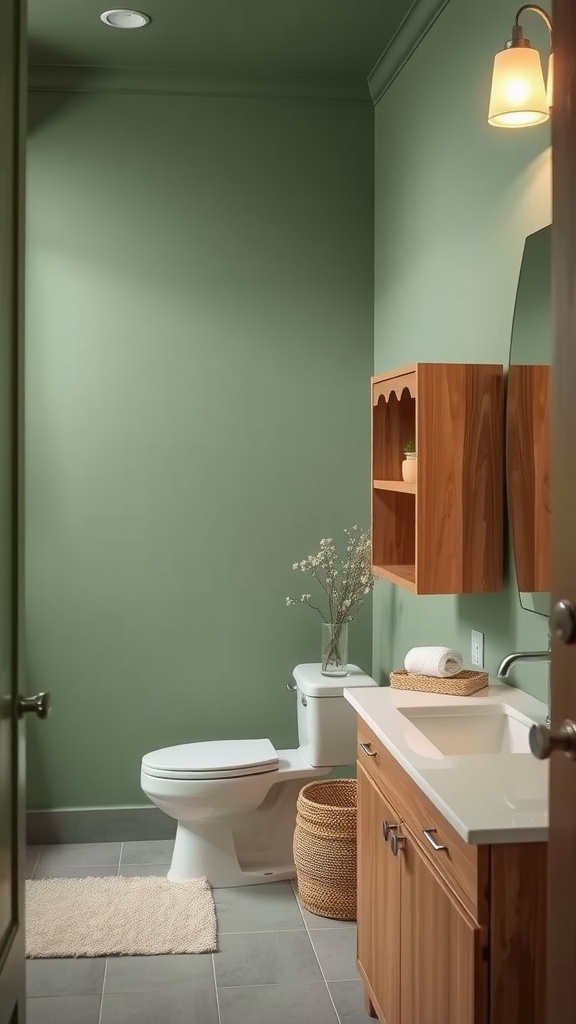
[16,692,50,720]
[530,720,576,760]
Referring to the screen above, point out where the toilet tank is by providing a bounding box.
[293,663,378,767]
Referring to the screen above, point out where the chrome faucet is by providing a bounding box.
[497,643,552,724]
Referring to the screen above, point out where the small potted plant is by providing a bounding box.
[402,440,417,484]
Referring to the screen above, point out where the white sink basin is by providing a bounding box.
[399,703,533,756]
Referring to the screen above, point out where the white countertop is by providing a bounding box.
[345,682,548,845]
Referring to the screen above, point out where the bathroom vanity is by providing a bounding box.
[345,685,548,1024]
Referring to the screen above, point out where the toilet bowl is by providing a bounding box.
[141,664,377,886]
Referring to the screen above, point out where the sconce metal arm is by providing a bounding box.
[515,5,553,43]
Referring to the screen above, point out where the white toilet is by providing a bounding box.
[141,663,377,886]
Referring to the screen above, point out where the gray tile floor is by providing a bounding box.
[26,841,373,1024]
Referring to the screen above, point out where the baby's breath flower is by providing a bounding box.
[285,527,374,626]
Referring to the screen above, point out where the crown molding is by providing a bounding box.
[368,0,452,105]
[27,64,371,104]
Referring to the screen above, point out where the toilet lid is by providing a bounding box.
[141,738,280,780]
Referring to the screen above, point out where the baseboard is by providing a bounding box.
[26,807,176,845]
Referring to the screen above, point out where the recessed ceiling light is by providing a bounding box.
[100,9,151,29]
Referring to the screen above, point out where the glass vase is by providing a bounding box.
[321,622,349,677]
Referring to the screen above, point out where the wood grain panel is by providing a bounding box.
[489,843,547,1024]
[356,764,401,1024]
[416,362,465,594]
[357,720,488,922]
[356,963,381,1020]
[417,363,503,594]
[401,832,487,1024]
[506,364,551,592]
[460,364,504,592]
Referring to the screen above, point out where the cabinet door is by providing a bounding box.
[357,763,401,1024]
[400,832,486,1024]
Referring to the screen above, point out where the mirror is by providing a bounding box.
[506,225,551,617]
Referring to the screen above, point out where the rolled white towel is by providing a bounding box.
[404,646,463,678]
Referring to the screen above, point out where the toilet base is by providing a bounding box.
[166,769,326,887]
[168,820,296,887]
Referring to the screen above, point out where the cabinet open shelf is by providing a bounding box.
[373,564,416,590]
[373,480,416,494]
[371,363,504,594]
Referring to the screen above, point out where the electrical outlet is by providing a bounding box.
[471,629,484,668]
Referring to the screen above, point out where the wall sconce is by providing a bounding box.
[488,5,553,128]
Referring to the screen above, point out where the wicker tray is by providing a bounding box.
[389,668,489,696]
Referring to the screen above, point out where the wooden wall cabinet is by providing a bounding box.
[356,720,546,1024]
[371,363,504,593]
[506,364,551,593]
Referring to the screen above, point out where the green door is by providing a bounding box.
[0,2,27,1021]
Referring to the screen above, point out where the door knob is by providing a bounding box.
[382,820,398,841]
[529,720,576,760]
[390,832,406,856]
[551,600,576,644]
[16,692,50,720]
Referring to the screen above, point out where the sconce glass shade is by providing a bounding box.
[546,51,554,109]
[488,45,550,127]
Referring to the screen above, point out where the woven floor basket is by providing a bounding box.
[389,668,489,696]
[293,779,357,921]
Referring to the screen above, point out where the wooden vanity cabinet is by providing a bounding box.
[357,766,401,1024]
[399,812,484,1024]
[356,722,546,1024]
[357,765,484,1024]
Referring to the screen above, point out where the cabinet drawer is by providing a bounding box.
[357,719,488,922]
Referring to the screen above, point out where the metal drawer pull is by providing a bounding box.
[359,742,377,757]
[423,828,448,851]
[382,820,398,841]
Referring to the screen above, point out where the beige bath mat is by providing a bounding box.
[26,876,217,957]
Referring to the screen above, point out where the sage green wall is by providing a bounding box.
[25,92,374,809]
[373,0,552,698]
